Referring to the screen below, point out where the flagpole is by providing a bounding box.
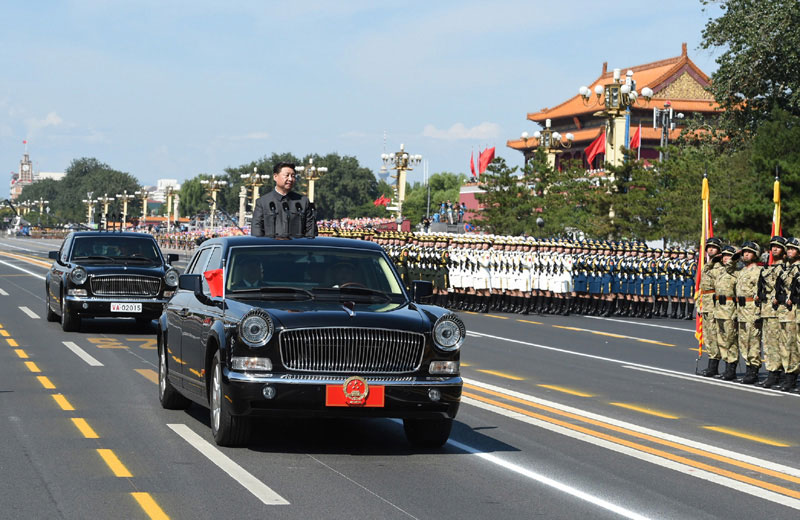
[637,123,641,161]
[695,170,710,357]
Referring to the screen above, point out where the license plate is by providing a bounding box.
[110,303,142,313]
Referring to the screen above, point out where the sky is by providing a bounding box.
[1,0,723,190]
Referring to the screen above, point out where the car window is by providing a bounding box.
[71,236,161,262]
[189,248,212,275]
[207,247,222,271]
[60,236,73,263]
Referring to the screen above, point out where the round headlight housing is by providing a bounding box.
[238,310,273,347]
[433,314,466,352]
[164,268,179,287]
[70,267,88,285]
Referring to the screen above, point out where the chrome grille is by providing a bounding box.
[279,328,425,373]
[90,275,161,296]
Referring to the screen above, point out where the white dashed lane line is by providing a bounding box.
[19,306,40,319]
[0,288,8,295]
[62,341,104,367]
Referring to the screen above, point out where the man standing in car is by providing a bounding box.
[251,162,317,238]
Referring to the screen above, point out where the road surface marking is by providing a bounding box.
[88,337,128,349]
[97,449,133,477]
[131,492,169,520]
[703,426,790,447]
[14,349,28,359]
[609,402,679,419]
[485,314,508,320]
[18,306,40,319]
[0,251,52,268]
[448,438,651,520]
[126,337,157,349]
[62,341,104,366]
[464,378,800,483]
[168,424,289,505]
[0,329,9,336]
[7,338,19,346]
[71,418,99,439]
[517,319,543,324]
[0,258,47,279]
[623,365,795,398]
[24,361,40,372]
[37,376,55,389]
[538,384,594,397]
[52,394,74,411]
[135,369,159,384]
[553,325,584,332]
[637,338,675,346]
[585,315,694,333]
[591,331,627,339]
[0,288,8,295]
[552,324,675,346]
[476,369,524,381]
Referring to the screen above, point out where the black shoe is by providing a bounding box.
[758,370,781,388]
[700,358,720,377]
[720,361,737,381]
[780,372,798,392]
[741,365,759,384]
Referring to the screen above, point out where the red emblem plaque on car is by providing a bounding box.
[325,376,385,407]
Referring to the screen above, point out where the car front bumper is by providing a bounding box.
[65,295,169,318]
[222,369,462,419]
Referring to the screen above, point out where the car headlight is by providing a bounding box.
[70,267,88,285]
[238,310,273,347]
[164,268,179,287]
[433,314,465,352]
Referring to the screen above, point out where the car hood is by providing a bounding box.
[81,264,166,276]
[226,299,431,333]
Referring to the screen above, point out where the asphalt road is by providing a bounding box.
[1,236,799,520]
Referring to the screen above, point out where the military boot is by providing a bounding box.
[684,303,694,320]
[720,361,737,381]
[780,372,798,392]
[562,298,571,316]
[758,370,781,388]
[669,301,679,319]
[741,365,759,384]
[700,358,720,377]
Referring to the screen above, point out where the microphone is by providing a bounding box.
[282,201,289,212]
[295,202,302,212]
[269,201,276,213]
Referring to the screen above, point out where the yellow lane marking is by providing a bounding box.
[97,449,133,477]
[126,338,157,350]
[552,325,584,331]
[7,338,19,346]
[464,383,800,488]
[703,426,791,448]
[610,402,680,419]
[460,363,471,367]
[689,347,701,353]
[14,349,29,359]
[517,319,543,325]
[464,311,477,315]
[638,338,676,347]
[131,492,169,520]
[485,314,509,320]
[24,361,40,373]
[52,394,75,411]
[88,337,128,349]
[592,331,627,339]
[0,251,52,268]
[538,384,594,397]
[71,418,99,439]
[135,369,159,384]
[476,369,524,381]
[37,376,56,389]
[0,329,9,337]
[550,324,675,347]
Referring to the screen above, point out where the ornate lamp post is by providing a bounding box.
[578,68,654,167]
[381,144,422,230]
[164,186,175,232]
[653,101,684,162]
[82,192,98,227]
[96,193,115,230]
[521,118,574,168]
[200,176,227,230]
[33,197,49,227]
[240,167,269,220]
[295,159,328,204]
[116,190,135,230]
[135,189,150,223]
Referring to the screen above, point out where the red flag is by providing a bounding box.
[478,147,495,173]
[694,176,712,352]
[22,140,27,144]
[629,125,641,149]
[204,269,224,298]
[585,131,606,166]
[470,151,476,177]
[374,195,389,207]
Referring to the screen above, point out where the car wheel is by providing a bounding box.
[45,288,58,322]
[210,351,251,447]
[159,344,190,410]
[60,295,80,332]
[403,417,453,448]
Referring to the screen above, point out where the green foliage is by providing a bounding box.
[701,0,800,135]
[474,157,537,235]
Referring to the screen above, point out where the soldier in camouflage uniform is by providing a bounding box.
[714,246,739,380]
[699,237,723,377]
[757,236,787,388]
[779,238,800,391]
[734,241,763,384]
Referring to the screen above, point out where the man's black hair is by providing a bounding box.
[273,161,296,174]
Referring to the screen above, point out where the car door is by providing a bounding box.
[180,246,220,396]
[50,235,73,312]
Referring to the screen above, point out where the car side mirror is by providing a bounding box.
[178,274,202,294]
[48,251,59,260]
[167,253,179,264]
[411,280,433,303]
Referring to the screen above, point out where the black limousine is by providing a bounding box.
[158,236,464,447]
[46,232,180,331]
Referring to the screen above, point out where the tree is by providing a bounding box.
[401,172,465,225]
[312,153,380,219]
[701,0,800,135]
[474,157,537,235]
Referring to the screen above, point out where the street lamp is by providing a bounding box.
[295,158,328,204]
[97,193,115,230]
[381,144,422,230]
[578,68,654,167]
[521,118,574,168]
[240,167,269,213]
[653,101,684,161]
[33,197,49,227]
[135,189,150,224]
[82,192,98,227]
[116,190,135,231]
[199,176,228,230]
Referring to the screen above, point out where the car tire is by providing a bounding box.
[158,343,191,410]
[45,288,58,322]
[210,351,251,447]
[60,295,80,332]
[403,417,453,448]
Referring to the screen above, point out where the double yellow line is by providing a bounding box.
[464,382,800,500]
[2,322,169,519]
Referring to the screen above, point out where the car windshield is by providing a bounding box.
[226,245,405,301]
[71,236,161,263]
